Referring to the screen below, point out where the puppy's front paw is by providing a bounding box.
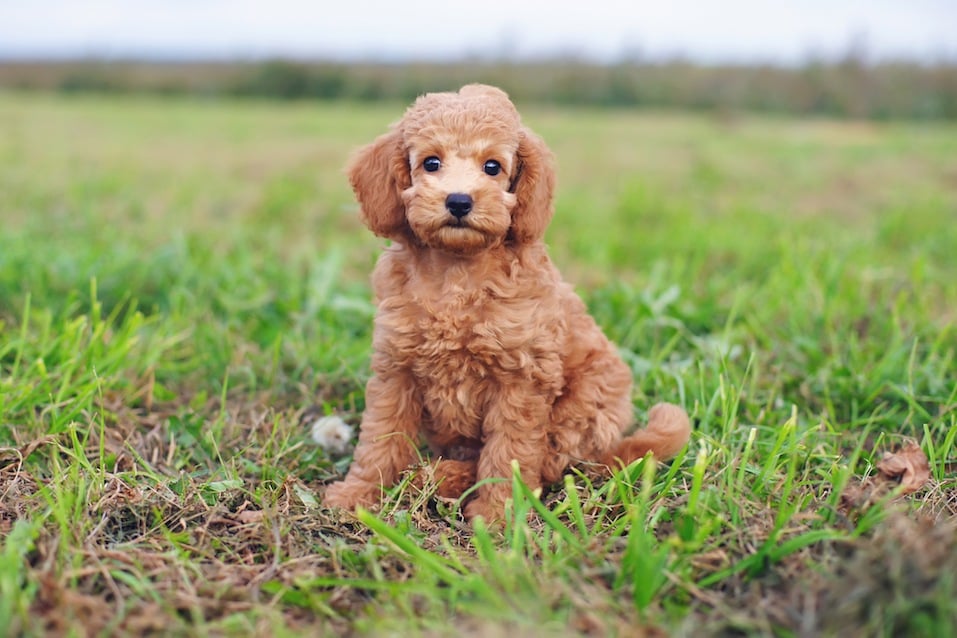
[432,459,478,499]
[324,479,381,510]
[465,496,505,525]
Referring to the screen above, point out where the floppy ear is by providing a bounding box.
[347,128,412,241]
[508,128,555,244]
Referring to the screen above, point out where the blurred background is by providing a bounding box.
[2,0,955,119]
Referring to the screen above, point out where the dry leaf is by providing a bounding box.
[875,441,931,494]
[839,440,933,515]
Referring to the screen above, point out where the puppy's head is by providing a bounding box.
[347,84,555,255]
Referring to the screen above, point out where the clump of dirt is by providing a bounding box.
[683,438,954,635]
[816,512,957,634]
[809,441,952,633]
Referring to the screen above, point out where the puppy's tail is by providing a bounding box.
[601,403,691,471]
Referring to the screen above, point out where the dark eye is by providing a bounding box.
[423,156,441,172]
[483,160,502,176]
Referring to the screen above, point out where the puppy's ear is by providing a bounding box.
[508,128,555,244]
[347,128,412,241]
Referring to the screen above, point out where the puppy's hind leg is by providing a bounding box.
[546,343,634,484]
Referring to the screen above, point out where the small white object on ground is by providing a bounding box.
[309,415,354,455]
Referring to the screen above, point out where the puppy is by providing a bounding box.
[324,84,690,521]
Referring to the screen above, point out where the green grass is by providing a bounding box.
[1,91,955,636]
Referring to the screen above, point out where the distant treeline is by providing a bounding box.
[2,58,955,120]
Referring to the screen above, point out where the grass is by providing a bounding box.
[1,91,955,636]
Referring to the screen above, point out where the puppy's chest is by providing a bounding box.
[382,287,557,411]
[401,290,516,374]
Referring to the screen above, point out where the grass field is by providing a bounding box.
[1,91,956,636]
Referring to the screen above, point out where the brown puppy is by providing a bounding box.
[324,84,690,521]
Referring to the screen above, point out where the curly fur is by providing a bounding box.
[324,84,691,521]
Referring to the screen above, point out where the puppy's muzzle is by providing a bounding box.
[445,193,473,219]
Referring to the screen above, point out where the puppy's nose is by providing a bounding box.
[445,193,473,219]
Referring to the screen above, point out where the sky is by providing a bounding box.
[1,0,954,64]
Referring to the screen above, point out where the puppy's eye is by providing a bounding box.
[483,160,502,176]
[423,156,441,172]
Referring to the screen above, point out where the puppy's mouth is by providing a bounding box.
[445,217,472,229]
[438,218,485,241]
[432,220,497,255]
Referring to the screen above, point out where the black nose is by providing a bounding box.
[445,193,473,219]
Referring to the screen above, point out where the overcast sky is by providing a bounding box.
[1,0,954,64]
